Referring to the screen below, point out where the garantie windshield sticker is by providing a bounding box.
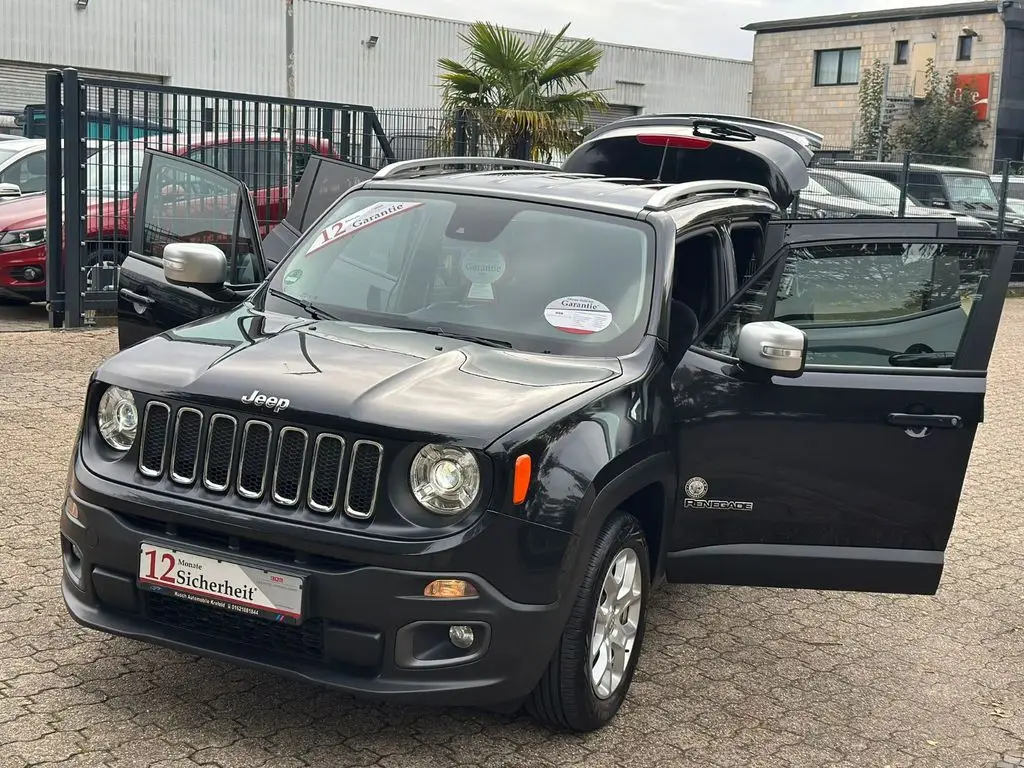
[460,248,506,301]
[304,201,423,257]
[544,296,613,335]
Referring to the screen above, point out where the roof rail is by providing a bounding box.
[372,156,559,180]
[643,180,772,211]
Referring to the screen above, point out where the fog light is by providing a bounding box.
[424,579,477,598]
[23,266,42,282]
[449,625,475,649]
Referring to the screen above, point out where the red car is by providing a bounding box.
[0,132,338,304]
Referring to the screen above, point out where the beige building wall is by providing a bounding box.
[750,12,1006,162]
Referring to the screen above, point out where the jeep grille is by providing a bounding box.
[137,401,383,519]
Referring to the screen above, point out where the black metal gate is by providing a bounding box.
[43,68,400,329]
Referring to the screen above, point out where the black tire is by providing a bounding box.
[525,511,650,731]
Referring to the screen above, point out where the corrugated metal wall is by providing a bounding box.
[0,0,752,114]
[0,61,164,113]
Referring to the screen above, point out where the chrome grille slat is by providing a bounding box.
[136,405,383,520]
[307,434,346,514]
[272,427,309,506]
[169,408,203,485]
[344,440,383,519]
[138,402,171,477]
[237,420,273,500]
[203,414,238,493]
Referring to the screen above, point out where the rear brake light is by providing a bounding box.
[636,134,712,150]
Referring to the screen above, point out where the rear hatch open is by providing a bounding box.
[561,116,814,209]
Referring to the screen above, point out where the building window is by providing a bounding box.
[814,47,861,86]
[894,40,909,65]
[957,35,974,61]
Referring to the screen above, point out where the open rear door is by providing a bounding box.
[261,156,374,267]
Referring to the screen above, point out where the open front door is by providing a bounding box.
[666,235,1015,595]
[117,150,267,350]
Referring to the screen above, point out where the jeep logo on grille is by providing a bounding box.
[241,389,290,413]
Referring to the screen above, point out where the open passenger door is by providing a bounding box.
[666,233,1015,595]
[117,150,266,350]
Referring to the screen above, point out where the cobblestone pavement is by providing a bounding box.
[2,303,1023,768]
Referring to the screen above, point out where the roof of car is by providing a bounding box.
[363,169,778,217]
[0,138,45,153]
[830,159,990,177]
[810,167,895,183]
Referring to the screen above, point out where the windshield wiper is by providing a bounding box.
[395,325,513,349]
[267,288,339,321]
[888,351,955,368]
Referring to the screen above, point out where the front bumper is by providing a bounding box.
[61,459,570,708]
[0,243,45,301]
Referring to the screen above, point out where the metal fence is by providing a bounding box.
[45,69,417,328]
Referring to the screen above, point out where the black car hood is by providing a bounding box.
[97,306,621,448]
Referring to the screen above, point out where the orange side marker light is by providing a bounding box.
[512,454,532,505]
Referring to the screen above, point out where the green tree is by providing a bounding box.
[436,21,608,160]
[890,60,984,163]
[856,59,890,159]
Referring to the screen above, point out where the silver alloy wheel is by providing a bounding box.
[589,547,643,699]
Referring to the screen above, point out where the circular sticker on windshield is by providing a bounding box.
[283,268,303,287]
[544,296,613,335]
[461,248,506,283]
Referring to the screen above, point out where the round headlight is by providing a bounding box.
[97,386,138,451]
[410,444,481,515]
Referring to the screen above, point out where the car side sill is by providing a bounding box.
[666,544,942,595]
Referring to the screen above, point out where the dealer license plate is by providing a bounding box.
[137,543,304,625]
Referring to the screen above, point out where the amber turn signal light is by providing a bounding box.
[512,454,531,505]
[423,579,478,598]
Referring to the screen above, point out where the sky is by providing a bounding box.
[366,0,976,60]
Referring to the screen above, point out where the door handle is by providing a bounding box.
[887,413,963,429]
[119,288,154,306]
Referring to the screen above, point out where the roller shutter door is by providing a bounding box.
[0,60,164,113]
[582,103,640,130]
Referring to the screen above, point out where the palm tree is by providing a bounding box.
[437,22,608,161]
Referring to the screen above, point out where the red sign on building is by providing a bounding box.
[954,73,991,120]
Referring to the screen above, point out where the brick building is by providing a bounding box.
[743,1,1024,168]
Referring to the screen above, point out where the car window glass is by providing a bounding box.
[729,223,764,285]
[0,153,46,193]
[699,241,997,369]
[233,202,263,285]
[908,173,945,205]
[274,192,654,356]
[142,158,240,265]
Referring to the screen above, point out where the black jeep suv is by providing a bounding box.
[60,120,1016,731]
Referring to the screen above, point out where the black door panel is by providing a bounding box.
[668,236,1015,595]
[118,151,266,350]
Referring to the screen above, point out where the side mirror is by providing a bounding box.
[0,182,22,198]
[162,242,228,287]
[735,321,807,379]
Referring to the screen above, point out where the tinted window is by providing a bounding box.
[700,241,997,369]
[142,157,241,266]
[563,136,777,189]
[0,152,46,193]
[907,173,945,205]
[270,192,655,356]
[300,160,373,230]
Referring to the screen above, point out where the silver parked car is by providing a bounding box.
[811,167,991,235]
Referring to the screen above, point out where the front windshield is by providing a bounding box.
[266,191,655,356]
[945,174,999,206]
[85,143,145,198]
